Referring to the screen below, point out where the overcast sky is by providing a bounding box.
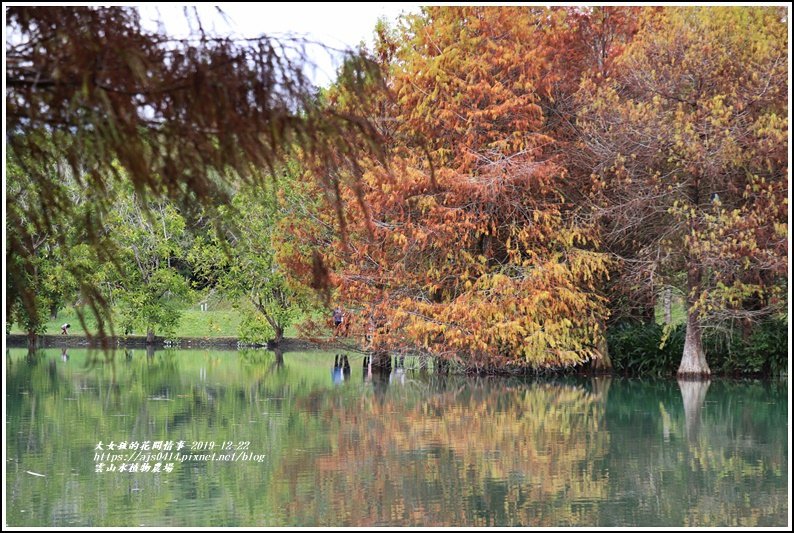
[140,3,421,85]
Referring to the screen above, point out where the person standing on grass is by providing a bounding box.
[332,307,344,336]
[60,323,70,335]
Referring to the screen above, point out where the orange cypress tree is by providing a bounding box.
[317,7,611,370]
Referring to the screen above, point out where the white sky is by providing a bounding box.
[140,3,422,85]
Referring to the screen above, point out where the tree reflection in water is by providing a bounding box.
[5,348,788,528]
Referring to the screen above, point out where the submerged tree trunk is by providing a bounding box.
[371,354,391,403]
[27,329,38,361]
[371,351,392,370]
[677,264,710,377]
[146,328,155,345]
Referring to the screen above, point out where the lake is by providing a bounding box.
[5,347,788,527]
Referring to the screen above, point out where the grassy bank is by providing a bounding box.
[7,302,333,343]
[8,306,245,338]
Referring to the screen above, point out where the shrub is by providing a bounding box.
[705,317,788,376]
[607,322,684,376]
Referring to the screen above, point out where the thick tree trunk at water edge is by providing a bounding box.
[678,260,710,378]
[273,326,284,345]
[146,328,155,345]
[592,320,612,373]
[677,310,710,378]
[27,330,37,350]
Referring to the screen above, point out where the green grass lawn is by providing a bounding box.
[174,308,242,337]
[8,303,316,339]
[9,306,242,337]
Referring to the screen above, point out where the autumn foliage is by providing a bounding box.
[576,7,788,375]
[296,8,614,370]
[284,6,787,375]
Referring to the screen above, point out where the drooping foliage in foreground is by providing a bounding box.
[6,6,382,335]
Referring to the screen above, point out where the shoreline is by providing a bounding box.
[5,334,784,380]
[4,333,353,352]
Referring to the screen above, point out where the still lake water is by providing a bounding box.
[6,347,789,527]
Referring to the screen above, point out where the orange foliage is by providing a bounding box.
[295,8,612,369]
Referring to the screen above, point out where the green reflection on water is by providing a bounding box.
[5,348,788,527]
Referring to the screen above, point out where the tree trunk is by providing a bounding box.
[146,328,155,345]
[590,321,612,374]
[663,286,673,325]
[591,320,612,373]
[637,285,657,324]
[677,264,710,377]
[371,355,391,403]
[372,351,392,370]
[27,329,37,351]
[272,325,284,345]
[641,290,657,323]
[254,300,284,346]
